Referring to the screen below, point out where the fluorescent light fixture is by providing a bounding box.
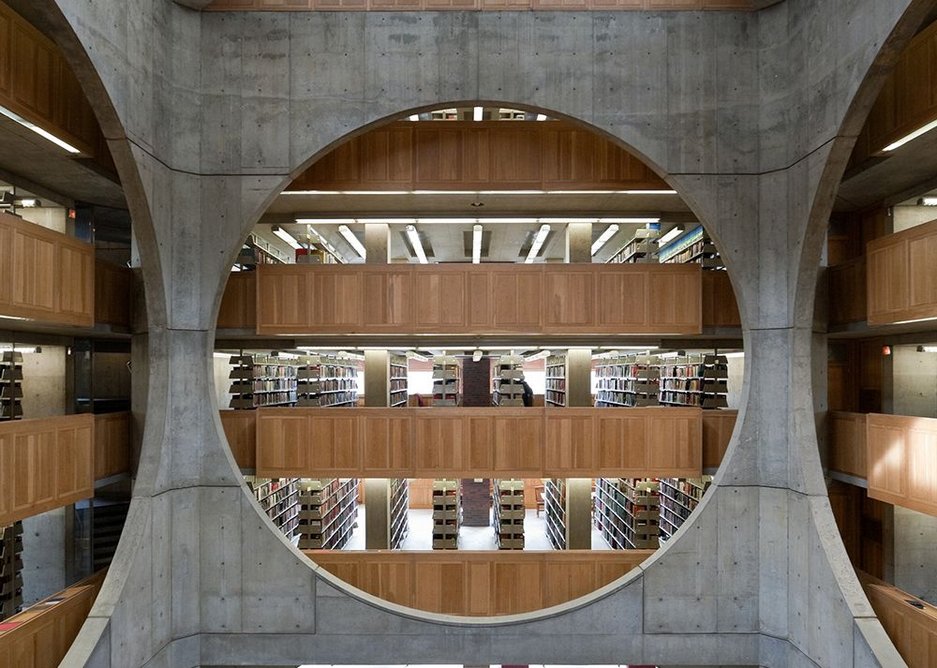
[281,190,342,195]
[472,224,483,264]
[657,226,684,246]
[345,190,409,195]
[271,225,302,250]
[17,198,39,208]
[892,316,937,325]
[417,218,476,225]
[918,345,937,353]
[472,349,483,362]
[546,190,617,195]
[478,190,545,195]
[304,225,345,263]
[408,114,419,121]
[882,118,937,152]
[598,217,660,224]
[658,350,686,359]
[525,224,551,263]
[473,106,483,122]
[0,345,40,353]
[0,105,81,154]
[412,190,476,195]
[723,351,746,358]
[540,217,598,224]
[477,217,539,224]
[621,189,679,195]
[591,224,619,256]
[536,114,547,121]
[406,224,428,264]
[918,197,937,206]
[601,346,660,351]
[338,224,366,259]
[406,351,429,362]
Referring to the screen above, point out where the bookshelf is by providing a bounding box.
[493,355,525,407]
[297,478,358,549]
[543,478,567,550]
[432,356,460,407]
[545,354,566,407]
[606,227,660,264]
[92,500,129,572]
[493,479,525,550]
[389,478,409,549]
[594,353,660,407]
[658,476,713,541]
[0,351,23,420]
[431,479,460,549]
[658,353,728,409]
[593,478,660,550]
[0,522,23,620]
[389,354,408,408]
[246,477,301,540]
[229,355,298,409]
[297,355,359,408]
[658,225,723,269]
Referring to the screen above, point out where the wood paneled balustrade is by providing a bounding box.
[224,407,738,476]
[0,414,95,526]
[828,411,867,479]
[253,263,702,335]
[93,412,133,480]
[0,571,106,668]
[233,406,706,477]
[866,413,937,517]
[860,572,937,668]
[827,257,867,326]
[0,213,94,328]
[306,550,652,617]
[94,260,132,328]
[866,218,937,326]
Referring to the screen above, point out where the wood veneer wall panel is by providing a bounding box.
[94,260,132,327]
[412,410,465,476]
[220,409,257,470]
[255,263,703,336]
[701,409,736,470]
[866,413,937,517]
[861,575,937,668]
[217,271,256,330]
[544,409,596,475]
[828,411,867,479]
[866,219,937,326]
[93,412,132,480]
[827,257,867,325]
[701,270,740,328]
[305,550,654,616]
[0,414,94,526]
[360,413,411,475]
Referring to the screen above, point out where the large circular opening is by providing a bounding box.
[214,104,745,618]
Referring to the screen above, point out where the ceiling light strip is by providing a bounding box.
[0,105,81,154]
[525,224,551,264]
[472,224,483,264]
[406,224,428,264]
[337,224,366,259]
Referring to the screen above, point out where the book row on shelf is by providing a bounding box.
[390,354,409,408]
[390,478,410,549]
[297,478,359,550]
[432,356,460,407]
[0,522,23,620]
[493,480,525,550]
[594,352,729,409]
[229,353,360,410]
[606,224,724,270]
[543,478,568,550]
[431,479,461,549]
[493,355,526,407]
[0,351,23,420]
[545,354,567,408]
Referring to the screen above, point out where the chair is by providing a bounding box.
[534,484,545,517]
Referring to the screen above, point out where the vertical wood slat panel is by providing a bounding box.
[306,550,653,616]
[254,263,702,336]
[253,407,704,478]
[701,409,737,470]
[94,260,133,327]
[866,413,937,518]
[861,575,937,668]
[866,218,937,326]
[220,409,257,470]
[217,271,256,330]
[0,414,95,526]
[828,411,867,479]
[827,257,867,326]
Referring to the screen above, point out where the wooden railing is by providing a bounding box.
[224,407,737,475]
[217,271,255,330]
[0,414,95,526]
[860,572,937,668]
[0,213,94,328]
[254,263,702,336]
[244,406,701,478]
[866,413,937,517]
[828,411,867,479]
[94,260,132,328]
[701,270,740,328]
[306,550,652,616]
[93,412,132,480]
[866,218,937,326]
[0,570,106,667]
[827,257,867,326]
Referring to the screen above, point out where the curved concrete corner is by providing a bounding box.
[26,0,933,665]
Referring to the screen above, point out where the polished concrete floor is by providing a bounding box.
[344,507,612,551]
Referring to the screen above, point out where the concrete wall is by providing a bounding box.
[893,204,937,232]
[212,353,233,410]
[93,352,132,400]
[19,345,66,418]
[891,344,937,418]
[18,205,67,234]
[20,507,66,606]
[17,0,927,666]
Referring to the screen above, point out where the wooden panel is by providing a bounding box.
[0,414,94,526]
[253,407,703,478]
[305,550,652,616]
[701,409,737,470]
[861,574,937,668]
[701,270,741,328]
[255,263,702,336]
[58,244,94,320]
[865,220,937,326]
[217,271,256,330]
[220,409,257,470]
[866,413,937,517]
[93,412,132,479]
[0,572,106,668]
[827,257,867,326]
[94,260,132,327]
[828,411,867,479]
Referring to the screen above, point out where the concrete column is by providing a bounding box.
[364,223,391,264]
[364,350,390,407]
[566,348,593,407]
[564,222,592,263]
[364,479,391,550]
[565,478,592,550]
